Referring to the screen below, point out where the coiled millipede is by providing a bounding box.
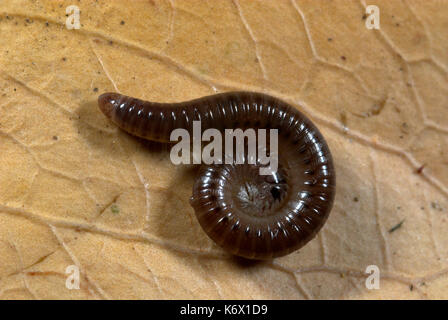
[98,91,335,260]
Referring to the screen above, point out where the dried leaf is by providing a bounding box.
[0,0,447,299]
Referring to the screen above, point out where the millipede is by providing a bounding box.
[98,91,336,260]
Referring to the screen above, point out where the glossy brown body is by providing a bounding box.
[98,91,335,259]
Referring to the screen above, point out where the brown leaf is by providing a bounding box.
[0,0,447,299]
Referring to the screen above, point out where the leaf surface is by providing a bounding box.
[0,0,447,299]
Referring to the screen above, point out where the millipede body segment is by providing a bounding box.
[98,91,335,260]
